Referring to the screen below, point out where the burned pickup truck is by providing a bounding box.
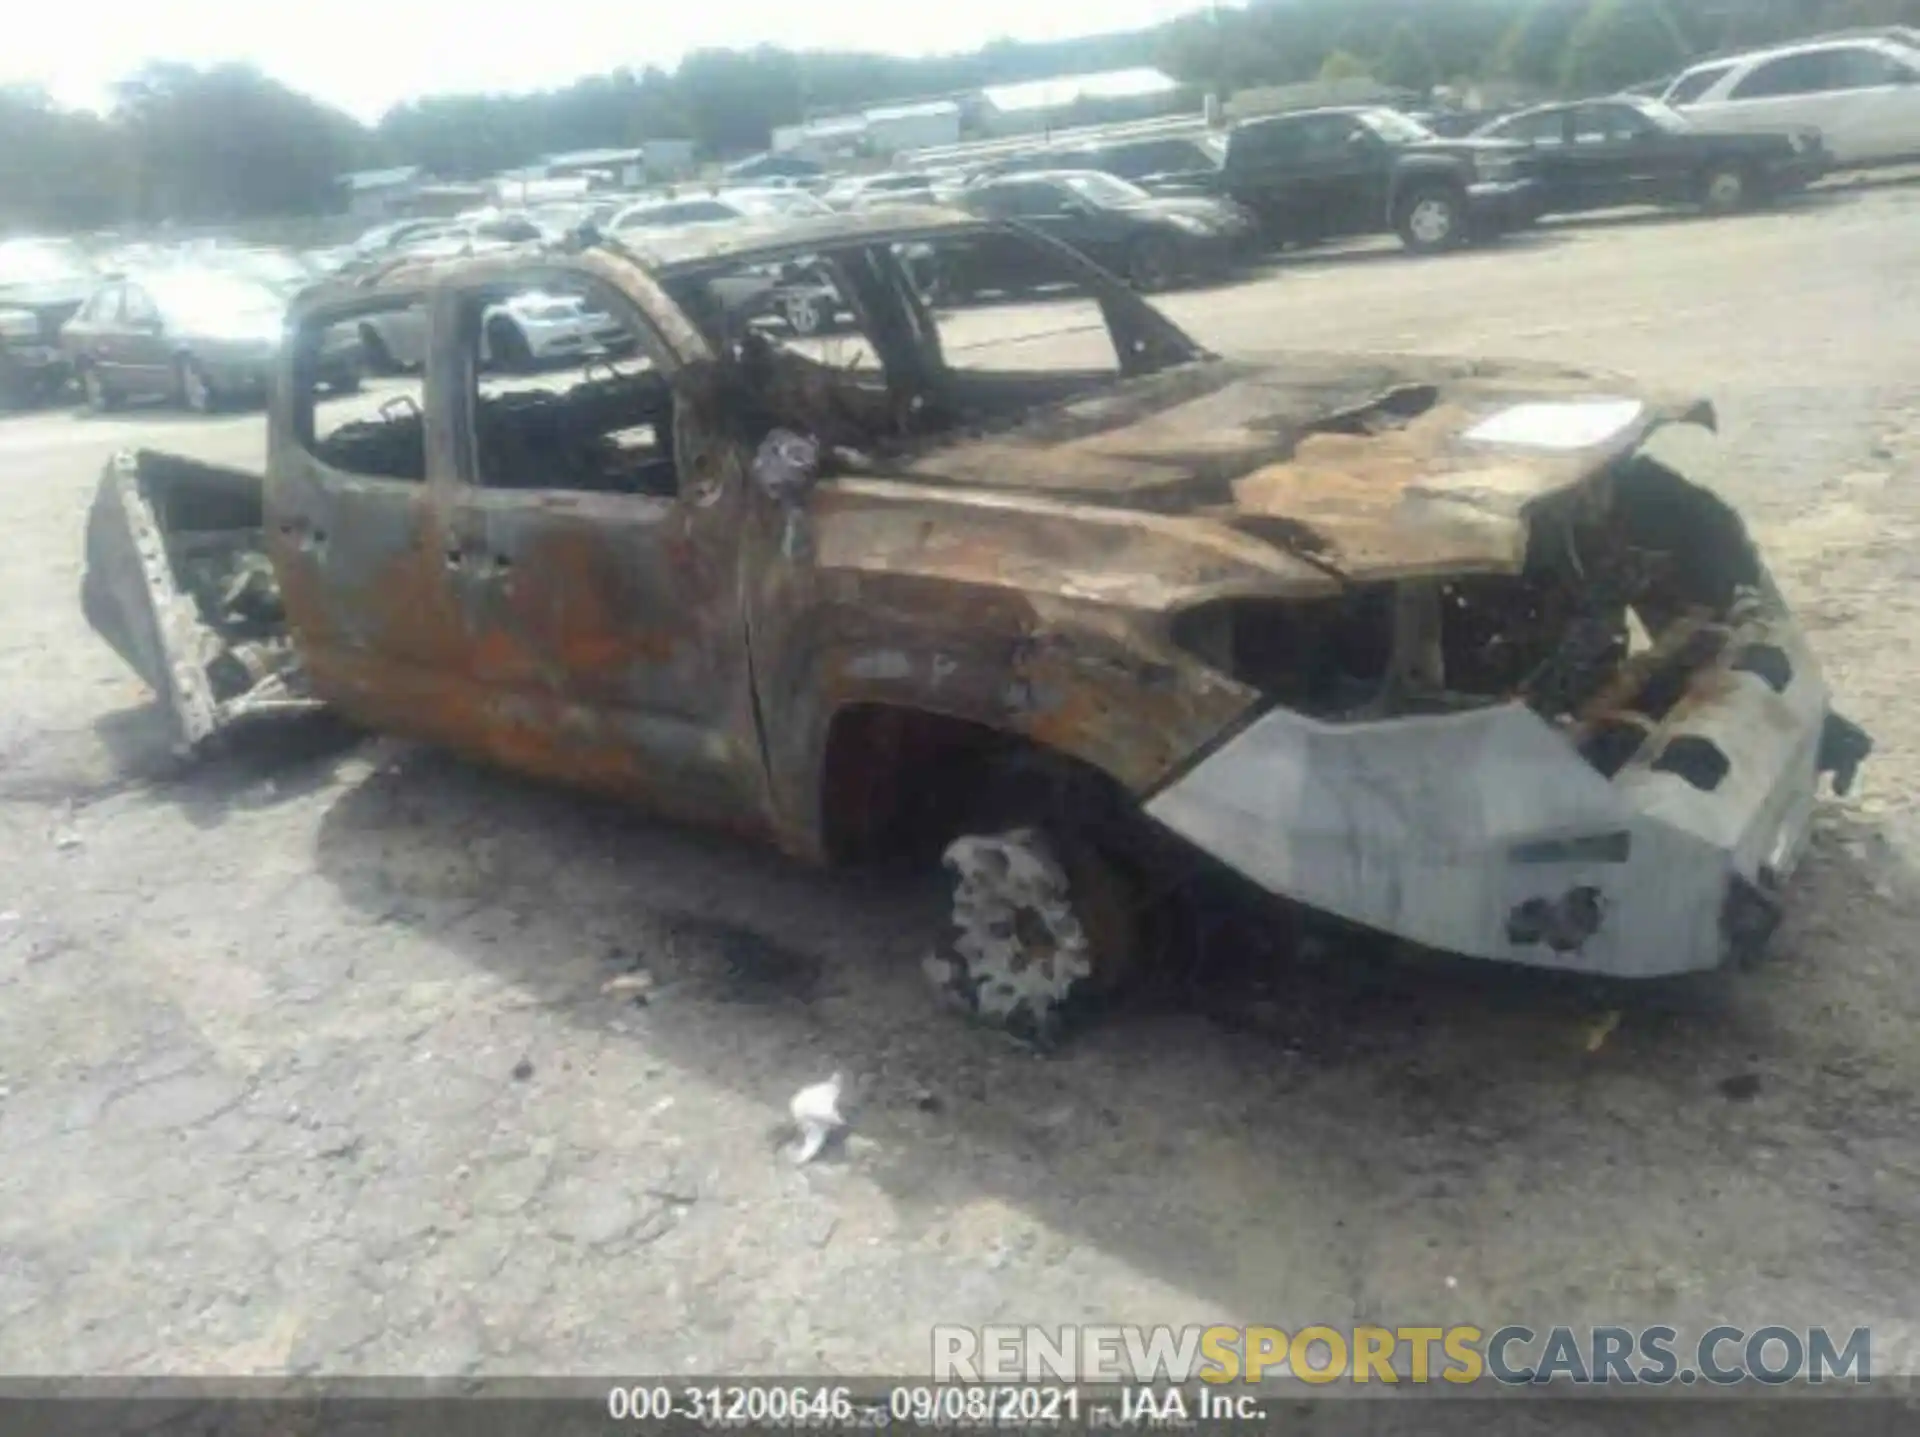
[82,206,1869,1037]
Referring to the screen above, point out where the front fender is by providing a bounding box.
[745,513,1259,858]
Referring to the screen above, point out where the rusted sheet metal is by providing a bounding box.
[1229,383,1712,582]
[78,225,1865,995]
[745,514,1262,853]
[810,477,1345,606]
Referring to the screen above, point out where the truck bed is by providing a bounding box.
[81,449,316,752]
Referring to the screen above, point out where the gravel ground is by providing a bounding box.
[2,185,1918,1382]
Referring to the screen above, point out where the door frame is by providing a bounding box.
[266,286,469,749]
[431,261,774,832]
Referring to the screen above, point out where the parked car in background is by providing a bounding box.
[348,213,545,269]
[821,172,939,211]
[1662,36,1920,165]
[359,282,630,374]
[1409,107,1519,137]
[610,191,851,334]
[0,236,97,406]
[62,268,362,413]
[718,188,837,219]
[1475,96,1830,214]
[610,197,746,232]
[527,197,628,236]
[950,170,1253,293]
[1037,133,1228,196]
[1220,106,1541,253]
[350,218,456,259]
[423,213,546,252]
[355,219,628,373]
[611,190,835,234]
[202,246,327,296]
[722,152,825,184]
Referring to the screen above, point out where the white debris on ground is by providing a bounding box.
[789,1073,845,1165]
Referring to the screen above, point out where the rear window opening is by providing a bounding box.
[294,298,428,482]
[456,274,678,497]
[81,453,304,748]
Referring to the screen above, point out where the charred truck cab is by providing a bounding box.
[81,205,1869,1038]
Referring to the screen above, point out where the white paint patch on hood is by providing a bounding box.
[1464,398,1646,450]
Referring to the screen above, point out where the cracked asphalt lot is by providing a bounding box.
[3,186,1919,1379]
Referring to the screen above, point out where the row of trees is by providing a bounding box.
[2,0,1917,231]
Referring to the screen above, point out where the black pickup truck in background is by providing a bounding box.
[1472,95,1831,216]
[1218,106,1543,253]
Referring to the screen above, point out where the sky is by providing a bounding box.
[3,0,1218,125]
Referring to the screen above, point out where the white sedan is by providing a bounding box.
[357,286,629,373]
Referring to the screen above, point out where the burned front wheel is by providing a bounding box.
[925,825,1140,1044]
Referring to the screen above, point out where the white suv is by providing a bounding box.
[1662,38,1920,166]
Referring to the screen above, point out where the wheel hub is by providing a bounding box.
[936,828,1093,1028]
[1411,199,1453,243]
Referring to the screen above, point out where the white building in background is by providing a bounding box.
[769,67,1181,162]
[539,141,696,187]
[864,100,963,153]
[774,99,961,162]
[977,67,1184,135]
[771,112,871,162]
[336,165,426,220]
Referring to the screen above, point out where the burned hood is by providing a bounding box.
[818,354,1714,607]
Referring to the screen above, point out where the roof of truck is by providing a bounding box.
[298,203,983,313]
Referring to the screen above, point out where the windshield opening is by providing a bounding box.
[667,229,1194,455]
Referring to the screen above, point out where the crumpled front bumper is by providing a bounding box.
[1144,594,1869,978]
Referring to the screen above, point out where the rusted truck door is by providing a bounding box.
[266,295,478,751]
[432,273,771,834]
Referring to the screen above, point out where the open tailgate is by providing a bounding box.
[81,449,319,753]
